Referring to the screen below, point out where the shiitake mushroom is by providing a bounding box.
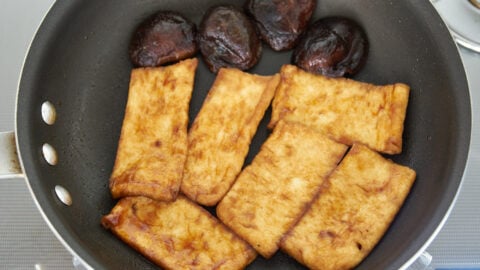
[129,11,197,67]
[292,17,368,77]
[198,5,262,73]
[245,0,316,51]
[128,7,368,78]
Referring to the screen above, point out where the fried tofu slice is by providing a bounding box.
[109,58,198,202]
[181,68,280,206]
[101,196,257,270]
[280,144,416,270]
[217,121,348,258]
[269,64,410,154]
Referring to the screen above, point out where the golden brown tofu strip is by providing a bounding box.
[217,121,348,258]
[110,58,198,202]
[269,64,410,154]
[102,196,257,270]
[280,144,416,270]
[181,68,280,206]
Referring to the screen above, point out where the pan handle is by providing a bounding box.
[0,131,24,179]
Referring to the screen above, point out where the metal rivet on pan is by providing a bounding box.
[42,143,58,165]
[55,185,72,206]
[41,101,56,125]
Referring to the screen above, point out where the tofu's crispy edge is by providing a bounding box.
[102,196,257,270]
[181,69,280,206]
[109,58,198,202]
[383,83,410,154]
[280,144,416,270]
[268,65,295,129]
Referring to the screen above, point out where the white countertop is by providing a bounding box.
[1,0,479,269]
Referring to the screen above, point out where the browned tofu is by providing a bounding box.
[280,144,416,270]
[217,121,348,258]
[109,58,198,202]
[102,196,257,270]
[269,64,410,154]
[181,68,280,206]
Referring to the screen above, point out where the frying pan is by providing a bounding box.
[0,0,471,269]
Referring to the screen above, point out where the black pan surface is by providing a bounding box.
[16,0,471,269]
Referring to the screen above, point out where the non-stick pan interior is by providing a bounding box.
[17,0,471,269]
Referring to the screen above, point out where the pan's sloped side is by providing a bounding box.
[16,0,470,269]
